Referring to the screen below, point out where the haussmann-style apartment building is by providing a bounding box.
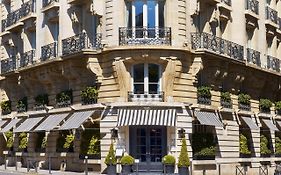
[1,0,281,174]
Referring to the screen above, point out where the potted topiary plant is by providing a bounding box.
[239,134,251,158]
[162,154,175,174]
[120,154,134,175]
[63,134,74,152]
[178,138,190,175]
[275,101,281,115]
[34,94,49,110]
[56,90,72,107]
[81,86,98,105]
[197,86,212,105]
[5,131,13,152]
[1,100,11,115]
[260,134,271,157]
[104,143,117,175]
[259,99,272,113]
[238,93,251,111]
[18,132,28,153]
[221,91,232,108]
[35,133,47,152]
[16,97,28,113]
[275,137,281,157]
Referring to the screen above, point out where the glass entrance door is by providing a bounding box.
[130,126,167,172]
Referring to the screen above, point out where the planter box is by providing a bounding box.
[178,166,189,175]
[197,97,211,105]
[221,100,232,109]
[164,164,175,174]
[79,154,101,159]
[261,154,271,158]
[121,165,132,175]
[193,155,215,160]
[240,153,251,158]
[238,103,251,111]
[106,165,116,175]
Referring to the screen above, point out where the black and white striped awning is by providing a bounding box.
[117,108,177,127]
[194,111,224,127]
[262,119,279,131]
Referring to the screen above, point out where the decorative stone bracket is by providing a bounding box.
[190,56,203,84]
[87,57,103,83]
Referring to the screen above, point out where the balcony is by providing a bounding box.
[20,50,35,68]
[62,33,102,56]
[246,48,261,67]
[119,27,171,46]
[4,0,35,31]
[1,56,17,74]
[128,91,164,102]
[41,42,58,62]
[267,55,280,73]
[265,6,278,31]
[191,32,244,62]
[218,0,232,21]
[245,0,259,27]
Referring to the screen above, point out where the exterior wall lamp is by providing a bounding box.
[178,128,185,139]
[111,128,118,139]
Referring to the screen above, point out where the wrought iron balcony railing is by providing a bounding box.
[246,48,261,67]
[221,100,232,109]
[265,6,278,24]
[20,50,35,68]
[43,0,59,8]
[267,55,280,72]
[41,42,58,61]
[221,0,231,6]
[1,56,18,74]
[62,33,102,56]
[245,0,259,15]
[119,27,171,46]
[238,103,251,111]
[5,0,35,29]
[279,17,281,30]
[128,91,164,102]
[1,19,7,32]
[191,32,244,62]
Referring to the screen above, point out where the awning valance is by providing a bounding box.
[14,117,44,133]
[0,119,20,133]
[34,113,69,131]
[194,111,224,127]
[117,108,176,127]
[58,110,95,130]
[241,116,259,130]
[262,119,279,131]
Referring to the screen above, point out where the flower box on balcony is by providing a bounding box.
[16,97,28,113]
[197,86,212,105]
[56,90,72,108]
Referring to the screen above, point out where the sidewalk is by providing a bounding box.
[0,165,101,175]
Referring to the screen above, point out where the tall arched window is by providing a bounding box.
[132,63,161,94]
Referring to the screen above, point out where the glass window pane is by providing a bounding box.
[148,1,156,38]
[126,1,132,28]
[135,1,143,27]
[148,64,159,82]
[159,1,165,28]
[134,64,144,82]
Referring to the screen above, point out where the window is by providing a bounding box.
[132,63,161,94]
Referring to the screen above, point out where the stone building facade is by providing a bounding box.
[0,0,280,174]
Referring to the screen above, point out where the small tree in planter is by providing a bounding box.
[239,134,251,157]
[35,133,47,152]
[1,100,11,115]
[178,138,190,175]
[260,135,271,157]
[120,154,134,175]
[80,129,101,159]
[18,132,28,152]
[275,101,281,115]
[63,134,74,151]
[275,137,281,157]
[104,143,117,175]
[34,94,49,110]
[56,90,72,107]
[259,99,272,113]
[238,93,251,111]
[5,131,14,151]
[56,132,74,152]
[221,91,232,108]
[197,86,212,105]
[81,86,98,105]
[162,155,175,174]
[16,97,28,113]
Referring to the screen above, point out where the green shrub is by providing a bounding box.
[194,146,216,156]
[81,86,98,101]
[238,93,251,105]
[5,131,13,148]
[36,133,47,149]
[104,143,117,165]
[16,97,28,111]
[239,134,251,155]
[56,90,72,103]
[276,137,281,154]
[178,138,190,167]
[1,101,11,113]
[221,92,231,103]
[120,155,135,165]
[197,86,211,98]
[192,133,216,154]
[80,130,101,155]
[63,134,74,149]
[162,155,175,165]
[259,99,272,110]
[34,94,49,106]
[260,135,271,155]
[275,101,281,111]
[18,132,28,150]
